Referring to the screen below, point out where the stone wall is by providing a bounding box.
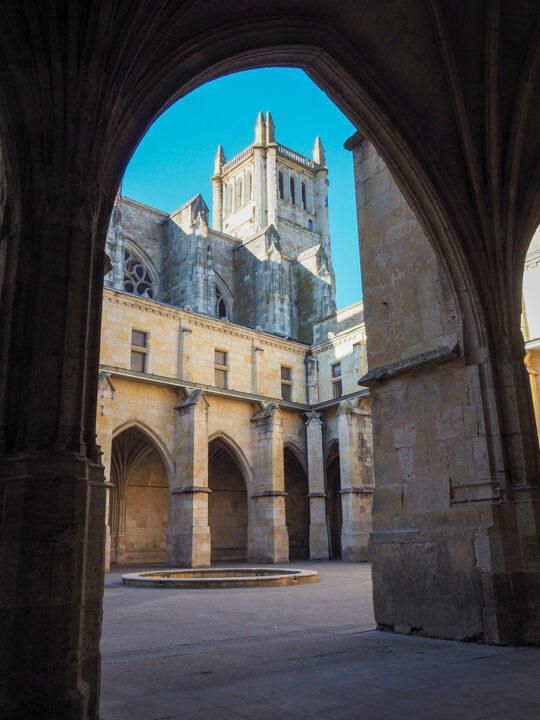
[100,288,309,401]
[124,449,168,563]
[350,135,499,641]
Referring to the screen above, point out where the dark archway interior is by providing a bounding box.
[110,427,168,565]
[326,443,342,560]
[208,437,248,561]
[284,448,310,560]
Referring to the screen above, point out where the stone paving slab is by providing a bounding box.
[100,562,540,719]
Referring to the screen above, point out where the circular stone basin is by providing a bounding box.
[121,568,318,589]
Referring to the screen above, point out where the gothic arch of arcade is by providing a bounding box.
[112,419,175,484]
[283,443,310,560]
[0,3,539,717]
[208,434,249,561]
[325,440,342,560]
[109,424,169,565]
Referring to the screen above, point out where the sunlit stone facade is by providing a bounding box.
[98,115,372,569]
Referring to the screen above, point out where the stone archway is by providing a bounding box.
[208,436,248,561]
[284,445,309,560]
[1,5,540,717]
[325,441,342,560]
[109,426,169,565]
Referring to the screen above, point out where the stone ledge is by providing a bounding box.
[171,485,212,494]
[340,487,375,494]
[358,343,460,386]
[251,490,288,498]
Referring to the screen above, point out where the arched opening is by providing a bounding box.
[208,437,248,561]
[215,285,228,318]
[109,426,168,565]
[3,10,540,719]
[284,446,309,560]
[326,441,342,560]
[290,175,296,205]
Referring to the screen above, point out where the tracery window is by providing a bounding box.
[215,286,228,318]
[123,248,154,299]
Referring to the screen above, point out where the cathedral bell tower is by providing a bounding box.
[211,112,332,266]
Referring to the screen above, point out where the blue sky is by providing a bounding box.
[122,67,362,308]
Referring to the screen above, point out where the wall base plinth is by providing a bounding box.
[341,522,371,561]
[309,523,330,560]
[0,451,106,720]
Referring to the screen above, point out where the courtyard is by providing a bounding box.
[100,562,540,719]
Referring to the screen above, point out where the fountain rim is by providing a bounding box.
[121,567,318,588]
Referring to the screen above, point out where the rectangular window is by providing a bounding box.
[331,362,342,378]
[278,172,284,199]
[301,182,307,209]
[131,329,148,372]
[332,379,343,399]
[281,365,292,401]
[290,176,296,205]
[331,362,342,398]
[214,349,228,388]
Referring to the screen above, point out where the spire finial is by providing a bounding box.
[254,111,265,145]
[313,136,325,165]
[265,111,275,143]
[214,144,226,174]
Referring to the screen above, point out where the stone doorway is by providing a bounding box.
[326,442,342,560]
[284,446,310,560]
[109,426,169,565]
[208,437,248,561]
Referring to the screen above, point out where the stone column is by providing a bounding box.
[266,143,278,227]
[252,341,264,394]
[305,411,330,559]
[337,400,374,561]
[0,172,107,717]
[249,404,289,562]
[96,373,116,571]
[252,144,266,231]
[306,355,319,404]
[168,389,211,567]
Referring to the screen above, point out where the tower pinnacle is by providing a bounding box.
[254,111,265,145]
[266,111,275,144]
[214,144,226,175]
[313,136,325,165]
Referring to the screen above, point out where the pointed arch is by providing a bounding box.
[208,431,252,487]
[122,238,160,299]
[112,419,174,486]
[214,272,233,320]
[283,441,307,474]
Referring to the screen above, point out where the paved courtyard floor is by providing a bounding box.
[100,562,540,720]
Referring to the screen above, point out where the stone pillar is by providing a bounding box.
[305,411,330,559]
[252,341,264,394]
[266,143,278,227]
[306,355,319,404]
[0,169,107,716]
[168,389,211,567]
[337,400,374,561]
[96,373,116,572]
[211,144,225,232]
[253,142,266,231]
[249,404,289,562]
